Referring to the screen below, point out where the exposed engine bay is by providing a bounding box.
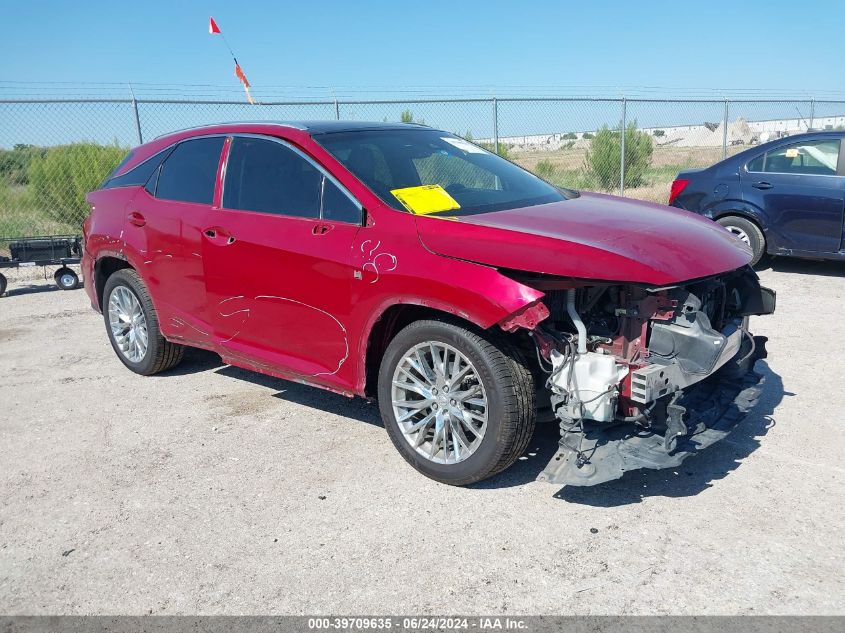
[512,266,775,486]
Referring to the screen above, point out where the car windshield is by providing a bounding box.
[314,128,570,216]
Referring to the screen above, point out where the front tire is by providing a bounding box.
[378,319,535,485]
[103,269,184,375]
[717,215,765,266]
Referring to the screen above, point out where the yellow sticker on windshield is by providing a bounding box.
[390,184,461,215]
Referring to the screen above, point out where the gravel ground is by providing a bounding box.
[1,258,843,615]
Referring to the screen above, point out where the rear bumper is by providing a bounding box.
[538,335,768,487]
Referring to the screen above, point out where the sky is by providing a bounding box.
[1,0,844,100]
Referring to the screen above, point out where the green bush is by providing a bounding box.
[27,143,128,226]
[479,141,510,159]
[535,159,556,179]
[653,129,665,137]
[585,122,653,190]
[0,144,46,186]
[582,132,595,140]
[561,132,577,140]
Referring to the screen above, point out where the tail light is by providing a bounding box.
[669,178,690,205]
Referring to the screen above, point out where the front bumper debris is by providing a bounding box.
[538,336,768,487]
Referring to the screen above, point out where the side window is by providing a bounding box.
[321,177,361,224]
[746,153,765,173]
[223,137,322,218]
[223,136,360,223]
[104,148,171,190]
[758,139,840,176]
[155,137,225,204]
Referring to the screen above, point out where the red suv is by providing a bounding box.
[83,122,775,487]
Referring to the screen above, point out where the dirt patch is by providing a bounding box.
[204,389,279,418]
[0,327,29,343]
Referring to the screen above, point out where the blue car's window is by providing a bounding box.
[749,139,841,176]
[314,128,571,216]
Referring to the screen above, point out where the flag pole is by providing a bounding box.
[209,16,256,105]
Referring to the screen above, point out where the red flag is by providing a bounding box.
[209,16,221,34]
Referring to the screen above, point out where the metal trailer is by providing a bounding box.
[0,235,83,297]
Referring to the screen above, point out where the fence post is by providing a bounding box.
[722,99,729,159]
[493,97,499,155]
[809,98,815,130]
[334,99,340,120]
[619,97,626,196]
[128,84,143,145]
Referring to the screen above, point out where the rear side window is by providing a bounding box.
[104,148,171,190]
[748,139,841,176]
[223,137,323,219]
[155,137,225,204]
[101,150,135,186]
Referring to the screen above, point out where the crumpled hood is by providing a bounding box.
[415,192,752,286]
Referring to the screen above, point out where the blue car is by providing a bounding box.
[669,131,845,264]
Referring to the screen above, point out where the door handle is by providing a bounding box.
[127,211,146,227]
[312,223,333,236]
[203,227,236,245]
[752,181,773,190]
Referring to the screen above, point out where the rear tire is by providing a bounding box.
[0,273,7,297]
[103,269,184,375]
[378,319,535,486]
[717,215,765,266]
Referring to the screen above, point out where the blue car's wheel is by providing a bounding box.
[717,216,765,266]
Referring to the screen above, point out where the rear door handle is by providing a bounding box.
[203,227,236,245]
[752,181,773,190]
[127,211,146,227]
[312,223,333,236]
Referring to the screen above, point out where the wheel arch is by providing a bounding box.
[94,256,133,310]
[361,302,516,399]
[708,201,768,233]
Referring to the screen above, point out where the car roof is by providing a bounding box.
[156,120,430,139]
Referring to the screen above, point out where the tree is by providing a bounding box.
[478,141,510,159]
[585,121,653,190]
[400,109,425,125]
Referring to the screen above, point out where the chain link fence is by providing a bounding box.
[1,96,843,239]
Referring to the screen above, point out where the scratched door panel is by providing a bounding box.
[203,210,359,386]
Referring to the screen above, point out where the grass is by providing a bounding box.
[512,144,747,204]
[0,184,76,242]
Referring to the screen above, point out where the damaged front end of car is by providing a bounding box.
[509,266,775,487]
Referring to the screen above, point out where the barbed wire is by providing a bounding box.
[1,80,843,101]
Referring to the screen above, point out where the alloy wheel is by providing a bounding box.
[391,341,488,464]
[726,225,751,245]
[108,286,148,363]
